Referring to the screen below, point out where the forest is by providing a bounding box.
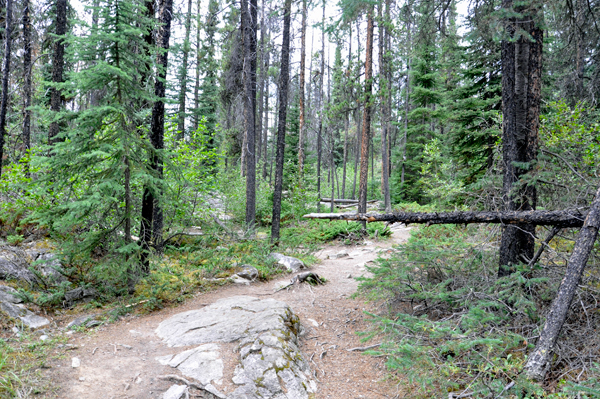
[0,0,599,395]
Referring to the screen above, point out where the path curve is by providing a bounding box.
[43,224,411,398]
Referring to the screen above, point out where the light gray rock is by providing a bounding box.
[0,285,23,303]
[35,253,68,284]
[156,343,223,386]
[0,247,38,284]
[236,265,258,281]
[331,250,349,259]
[71,357,81,368]
[162,384,187,399]
[0,301,50,329]
[156,296,316,399]
[66,314,96,329]
[156,296,296,347]
[269,253,305,272]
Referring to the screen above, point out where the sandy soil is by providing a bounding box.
[39,224,411,399]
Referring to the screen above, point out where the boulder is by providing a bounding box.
[156,296,316,399]
[35,253,68,284]
[0,301,50,329]
[0,247,38,284]
[236,265,258,281]
[66,314,99,329]
[64,287,97,304]
[269,253,305,273]
[0,285,23,303]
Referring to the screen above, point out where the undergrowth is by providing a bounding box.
[360,223,600,398]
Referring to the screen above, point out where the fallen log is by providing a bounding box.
[320,198,359,204]
[303,209,587,228]
[524,186,600,381]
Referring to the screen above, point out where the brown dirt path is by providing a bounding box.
[41,225,411,399]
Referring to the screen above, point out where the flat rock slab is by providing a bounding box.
[156,343,223,386]
[0,301,50,329]
[156,296,316,399]
[156,296,296,347]
[269,253,305,273]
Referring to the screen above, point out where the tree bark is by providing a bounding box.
[192,0,201,132]
[242,0,257,230]
[0,0,12,178]
[524,186,600,381]
[303,209,587,228]
[379,1,391,213]
[48,0,68,145]
[22,0,32,176]
[140,0,174,270]
[176,0,193,139]
[297,0,307,176]
[316,1,325,212]
[270,0,291,244]
[498,0,543,277]
[358,9,374,229]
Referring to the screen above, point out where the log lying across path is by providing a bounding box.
[303,209,588,228]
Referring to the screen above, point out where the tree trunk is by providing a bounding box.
[262,47,270,179]
[297,0,307,176]
[352,18,361,200]
[176,0,193,139]
[498,0,543,277]
[242,0,257,230]
[22,0,32,176]
[140,0,174,270]
[358,9,374,229]
[0,0,12,178]
[270,0,291,244]
[192,0,201,132]
[379,0,391,212]
[303,209,588,227]
[48,0,67,145]
[316,0,325,211]
[256,0,265,163]
[524,186,600,381]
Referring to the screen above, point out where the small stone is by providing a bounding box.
[162,384,187,399]
[236,265,258,281]
[40,335,49,341]
[347,274,352,279]
[332,250,349,259]
[12,326,19,333]
[79,377,85,382]
[71,357,81,368]
[66,331,74,335]
[307,318,319,327]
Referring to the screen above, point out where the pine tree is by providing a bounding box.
[38,0,155,284]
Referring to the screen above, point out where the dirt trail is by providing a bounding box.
[42,225,411,399]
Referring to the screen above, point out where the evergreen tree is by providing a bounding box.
[37,0,154,285]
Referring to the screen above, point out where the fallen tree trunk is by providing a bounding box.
[320,198,359,204]
[524,186,600,381]
[303,209,587,228]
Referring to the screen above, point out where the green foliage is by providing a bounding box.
[360,224,555,396]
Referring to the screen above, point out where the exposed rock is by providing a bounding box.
[156,343,223,386]
[66,314,97,329]
[0,285,23,303]
[236,265,258,281]
[330,250,349,259]
[269,253,305,272]
[0,247,38,284]
[163,385,187,399]
[35,253,68,284]
[156,296,316,399]
[0,301,50,329]
[64,287,97,304]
